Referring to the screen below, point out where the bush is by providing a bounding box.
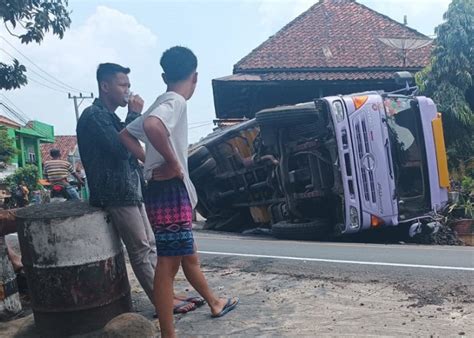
[0,127,17,164]
[4,164,41,195]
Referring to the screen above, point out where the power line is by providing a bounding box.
[189,120,213,126]
[0,102,51,139]
[0,47,73,93]
[0,103,28,125]
[0,102,29,124]
[27,76,69,94]
[68,93,94,122]
[0,94,30,120]
[0,36,89,93]
[188,122,213,130]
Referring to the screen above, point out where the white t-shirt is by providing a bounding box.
[126,91,197,208]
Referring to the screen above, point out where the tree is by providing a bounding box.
[416,0,474,166]
[0,0,71,90]
[0,127,17,164]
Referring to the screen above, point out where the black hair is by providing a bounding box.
[96,63,130,84]
[160,46,197,83]
[50,148,61,158]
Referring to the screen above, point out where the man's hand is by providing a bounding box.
[72,172,85,187]
[128,94,144,114]
[119,129,145,162]
[152,161,184,181]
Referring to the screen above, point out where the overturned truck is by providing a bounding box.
[189,89,449,240]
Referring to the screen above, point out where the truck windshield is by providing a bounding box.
[384,97,430,217]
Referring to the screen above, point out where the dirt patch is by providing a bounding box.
[170,267,473,336]
[2,252,472,337]
[2,266,472,337]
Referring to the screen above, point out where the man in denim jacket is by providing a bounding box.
[76,63,157,303]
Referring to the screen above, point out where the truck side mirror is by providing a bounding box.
[393,71,415,86]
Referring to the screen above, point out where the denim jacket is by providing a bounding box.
[77,99,142,207]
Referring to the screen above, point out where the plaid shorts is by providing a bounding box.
[144,178,194,257]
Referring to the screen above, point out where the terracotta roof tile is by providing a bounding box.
[216,70,403,82]
[0,115,22,128]
[235,0,432,74]
[41,135,77,162]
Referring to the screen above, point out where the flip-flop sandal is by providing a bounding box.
[153,301,197,318]
[211,297,239,318]
[173,301,197,314]
[184,296,206,307]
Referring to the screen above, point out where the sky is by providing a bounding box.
[0,0,452,143]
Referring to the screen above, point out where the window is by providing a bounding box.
[27,146,36,163]
[385,97,429,216]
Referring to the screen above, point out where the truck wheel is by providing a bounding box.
[272,219,330,240]
[204,209,254,232]
[195,201,210,219]
[190,158,217,182]
[256,106,323,128]
[188,146,211,171]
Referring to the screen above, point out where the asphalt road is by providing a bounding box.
[195,231,474,271]
[195,230,474,306]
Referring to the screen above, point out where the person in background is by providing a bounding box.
[43,148,83,200]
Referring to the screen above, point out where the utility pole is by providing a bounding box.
[68,93,94,122]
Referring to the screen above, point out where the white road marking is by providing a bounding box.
[195,233,474,252]
[198,250,474,272]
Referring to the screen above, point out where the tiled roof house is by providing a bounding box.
[41,135,78,162]
[0,115,22,129]
[213,0,432,119]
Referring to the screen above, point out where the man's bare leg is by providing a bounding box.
[154,256,181,338]
[7,244,22,272]
[181,253,233,316]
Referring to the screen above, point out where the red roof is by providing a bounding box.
[0,115,21,129]
[41,135,78,162]
[234,0,432,78]
[218,70,400,82]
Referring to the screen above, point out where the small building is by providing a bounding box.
[0,116,54,180]
[213,0,432,119]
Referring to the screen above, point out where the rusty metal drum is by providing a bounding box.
[0,236,22,319]
[16,201,132,337]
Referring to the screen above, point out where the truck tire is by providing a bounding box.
[195,200,211,219]
[256,106,322,128]
[272,219,330,240]
[190,158,217,182]
[204,209,254,232]
[188,146,211,171]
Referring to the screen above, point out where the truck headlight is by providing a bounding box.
[349,206,359,228]
[333,101,345,123]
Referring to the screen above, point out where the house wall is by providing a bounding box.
[21,137,43,178]
[0,121,54,180]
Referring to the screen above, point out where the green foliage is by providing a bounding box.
[416,0,474,167]
[0,127,17,163]
[4,164,40,193]
[459,175,473,218]
[461,176,474,196]
[0,59,27,90]
[0,0,71,90]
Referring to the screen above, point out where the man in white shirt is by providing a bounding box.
[120,46,238,338]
